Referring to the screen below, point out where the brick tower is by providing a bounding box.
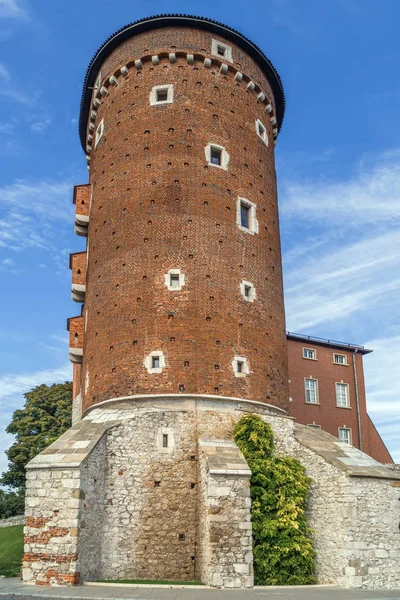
[23,17,400,590]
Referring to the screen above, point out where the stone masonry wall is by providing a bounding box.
[24,397,400,588]
[198,439,253,587]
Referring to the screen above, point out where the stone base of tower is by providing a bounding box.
[23,396,400,589]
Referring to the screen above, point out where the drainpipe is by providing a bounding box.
[352,349,362,451]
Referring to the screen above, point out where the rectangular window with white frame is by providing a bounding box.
[211,39,233,62]
[336,382,350,408]
[150,84,174,106]
[303,348,316,360]
[236,197,258,235]
[305,378,318,404]
[334,353,347,365]
[338,427,352,444]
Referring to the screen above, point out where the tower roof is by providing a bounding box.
[78,13,286,150]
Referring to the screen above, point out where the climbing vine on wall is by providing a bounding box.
[233,414,316,585]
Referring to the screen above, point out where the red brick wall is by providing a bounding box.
[70,252,86,287]
[67,316,83,349]
[287,339,393,463]
[73,184,91,218]
[79,27,288,413]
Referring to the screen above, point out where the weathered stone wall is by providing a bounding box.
[0,515,25,528]
[24,397,400,589]
[71,392,82,425]
[198,439,253,587]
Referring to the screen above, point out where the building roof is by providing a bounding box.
[78,14,286,151]
[286,332,373,355]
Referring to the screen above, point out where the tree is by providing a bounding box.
[233,414,316,585]
[0,489,25,518]
[1,382,72,491]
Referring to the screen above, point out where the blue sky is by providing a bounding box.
[0,0,399,473]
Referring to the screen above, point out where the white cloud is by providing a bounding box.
[31,117,52,134]
[2,257,15,266]
[0,0,29,20]
[0,363,71,399]
[0,61,10,81]
[0,178,74,253]
[281,148,400,225]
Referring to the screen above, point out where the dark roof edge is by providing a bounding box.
[78,14,285,151]
[286,332,373,355]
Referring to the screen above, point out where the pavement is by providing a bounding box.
[0,579,400,600]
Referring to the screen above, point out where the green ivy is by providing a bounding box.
[233,414,316,585]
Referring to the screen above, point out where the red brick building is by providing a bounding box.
[286,332,393,463]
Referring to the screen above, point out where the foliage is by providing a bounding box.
[0,525,24,577]
[233,414,316,585]
[0,489,25,519]
[1,382,72,491]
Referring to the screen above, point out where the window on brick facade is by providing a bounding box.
[303,348,316,360]
[236,198,258,234]
[211,39,233,62]
[94,72,101,91]
[232,356,249,378]
[338,427,352,444]
[210,147,222,165]
[145,350,165,374]
[336,382,350,408]
[164,269,185,291]
[95,119,104,148]
[334,353,347,365]
[256,119,268,147]
[205,144,230,170]
[240,280,256,302]
[150,84,174,106]
[305,378,318,404]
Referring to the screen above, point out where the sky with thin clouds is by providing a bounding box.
[0,0,399,476]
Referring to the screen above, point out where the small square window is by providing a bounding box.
[156,89,168,102]
[162,434,168,448]
[334,354,347,365]
[217,45,226,57]
[152,356,160,369]
[240,280,256,302]
[232,356,248,378]
[210,147,222,165]
[211,39,233,62]
[170,274,180,287]
[236,361,244,373]
[244,285,251,298]
[240,203,250,228]
[303,348,316,360]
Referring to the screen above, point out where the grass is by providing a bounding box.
[99,580,204,586]
[0,524,24,578]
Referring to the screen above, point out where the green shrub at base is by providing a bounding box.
[233,414,316,585]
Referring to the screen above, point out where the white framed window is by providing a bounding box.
[205,143,230,170]
[232,355,249,378]
[164,269,185,291]
[334,353,347,365]
[240,280,256,302]
[305,378,318,404]
[336,382,350,408]
[211,39,233,62]
[144,350,166,374]
[95,119,104,148]
[303,348,316,360]
[150,84,174,106]
[236,197,258,235]
[255,119,268,147]
[307,423,321,430]
[94,71,102,91]
[338,427,352,444]
[156,427,175,453]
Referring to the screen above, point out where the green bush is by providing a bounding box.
[233,414,316,585]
